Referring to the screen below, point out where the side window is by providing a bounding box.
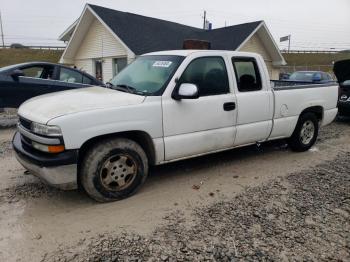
[82,76,93,85]
[232,58,262,92]
[21,66,45,79]
[179,57,229,96]
[322,72,332,81]
[59,68,83,83]
[21,65,55,79]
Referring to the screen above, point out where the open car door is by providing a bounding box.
[334,59,350,115]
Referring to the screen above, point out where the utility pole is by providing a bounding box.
[203,10,206,29]
[288,34,291,53]
[0,10,4,47]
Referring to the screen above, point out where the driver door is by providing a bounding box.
[162,55,237,161]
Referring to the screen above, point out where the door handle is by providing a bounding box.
[223,102,236,111]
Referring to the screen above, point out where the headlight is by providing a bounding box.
[32,141,65,153]
[31,122,62,137]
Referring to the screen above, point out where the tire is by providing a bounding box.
[80,138,148,202]
[288,112,319,152]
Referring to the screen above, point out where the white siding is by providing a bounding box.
[75,18,127,59]
[103,58,114,82]
[73,18,130,81]
[239,34,280,80]
[75,59,93,76]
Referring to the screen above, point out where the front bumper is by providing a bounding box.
[13,132,78,190]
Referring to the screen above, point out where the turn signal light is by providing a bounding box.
[32,141,65,153]
[48,145,65,153]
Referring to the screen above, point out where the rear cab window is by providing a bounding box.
[232,57,262,92]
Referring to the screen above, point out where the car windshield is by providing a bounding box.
[289,72,316,81]
[343,80,350,87]
[109,55,184,96]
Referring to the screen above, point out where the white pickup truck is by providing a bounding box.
[13,50,338,202]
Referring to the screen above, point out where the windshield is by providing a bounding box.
[289,72,317,81]
[343,80,350,87]
[109,55,184,95]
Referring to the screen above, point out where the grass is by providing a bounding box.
[0,49,63,68]
[282,52,350,73]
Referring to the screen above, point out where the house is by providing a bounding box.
[59,4,286,82]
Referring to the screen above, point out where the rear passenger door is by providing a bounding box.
[232,57,273,145]
[162,55,237,160]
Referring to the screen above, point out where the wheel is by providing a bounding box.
[288,112,319,152]
[80,138,148,202]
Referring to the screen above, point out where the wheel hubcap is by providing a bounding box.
[300,120,315,145]
[100,154,137,191]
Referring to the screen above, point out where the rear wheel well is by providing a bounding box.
[300,106,323,121]
[78,131,156,168]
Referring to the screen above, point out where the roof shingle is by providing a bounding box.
[89,4,262,55]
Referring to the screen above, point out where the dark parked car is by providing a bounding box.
[279,72,291,80]
[334,59,350,116]
[287,71,334,84]
[0,62,104,108]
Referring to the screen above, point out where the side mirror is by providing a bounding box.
[11,69,24,80]
[105,82,113,88]
[172,83,199,100]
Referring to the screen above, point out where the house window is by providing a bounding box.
[94,60,103,82]
[113,57,127,77]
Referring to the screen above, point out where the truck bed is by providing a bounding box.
[269,81,339,139]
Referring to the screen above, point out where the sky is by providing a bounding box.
[0,0,349,51]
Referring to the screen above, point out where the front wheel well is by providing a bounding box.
[78,131,156,167]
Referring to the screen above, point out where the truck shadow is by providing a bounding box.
[147,140,287,183]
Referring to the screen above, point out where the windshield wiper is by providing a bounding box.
[114,84,147,95]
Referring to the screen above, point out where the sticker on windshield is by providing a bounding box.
[152,61,173,68]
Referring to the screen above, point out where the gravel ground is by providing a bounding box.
[0,109,18,129]
[47,151,350,262]
[0,140,12,157]
[318,117,348,142]
[0,180,61,204]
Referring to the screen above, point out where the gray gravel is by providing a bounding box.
[318,120,348,142]
[0,140,12,157]
[0,110,18,129]
[0,180,61,203]
[47,151,350,262]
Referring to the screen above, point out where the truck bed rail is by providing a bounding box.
[271,80,338,90]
